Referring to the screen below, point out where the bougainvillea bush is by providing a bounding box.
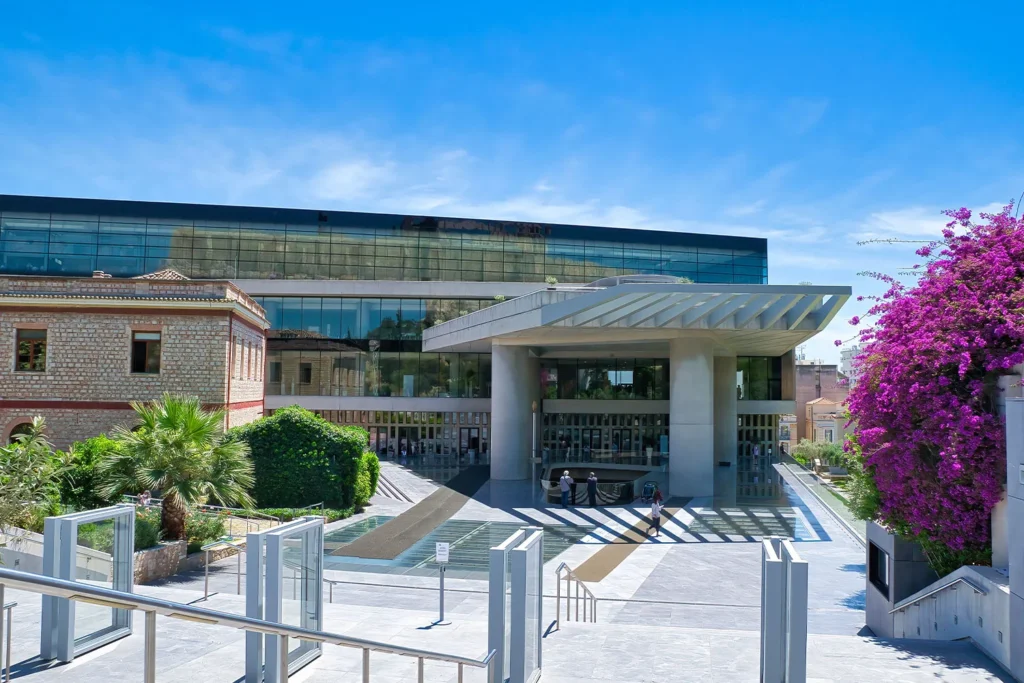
[845,204,1024,574]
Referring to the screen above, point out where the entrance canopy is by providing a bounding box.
[423,282,851,356]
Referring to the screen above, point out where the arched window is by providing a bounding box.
[8,422,34,444]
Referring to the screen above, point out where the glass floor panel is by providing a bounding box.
[323,517,594,577]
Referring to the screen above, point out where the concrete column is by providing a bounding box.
[669,338,714,500]
[1005,396,1024,681]
[489,343,537,480]
[713,355,738,505]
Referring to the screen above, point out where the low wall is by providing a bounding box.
[133,539,245,584]
[133,541,186,584]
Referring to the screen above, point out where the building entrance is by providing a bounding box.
[541,412,668,466]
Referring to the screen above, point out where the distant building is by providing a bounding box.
[0,270,268,448]
[805,397,845,444]
[840,344,862,387]
[793,360,849,443]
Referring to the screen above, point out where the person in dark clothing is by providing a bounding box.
[586,472,598,507]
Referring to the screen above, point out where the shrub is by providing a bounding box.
[354,451,380,508]
[791,439,847,468]
[257,508,354,523]
[185,512,227,554]
[135,508,162,550]
[228,406,369,508]
[61,435,119,511]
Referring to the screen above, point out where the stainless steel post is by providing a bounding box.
[439,565,445,623]
[204,550,210,600]
[280,635,289,682]
[362,648,369,683]
[237,548,242,595]
[4,604,11,683]
[418,657,425,683]
[144,611,156,683]
[330,582,334,603]
[575,581,579,621]
[565,575,570,621]
[555,572,560,630]
[0,585,4,683]
[458,662,464,683]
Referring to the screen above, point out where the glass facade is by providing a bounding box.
[540,359,670,400]
[736,356,784,400]
[0,196,767,283]
[737,414,780,499]
[285,409,491,465]
[266,347,491,398]
[541,412,669,465]
[252,296,499,340]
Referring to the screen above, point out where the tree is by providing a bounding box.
[0,417,66,531]
[844,204,1024,573]
[98,394,255,540]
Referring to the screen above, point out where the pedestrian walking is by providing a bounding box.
[646,490,664,537]
[587,472,598,507]
[559,470,573,508]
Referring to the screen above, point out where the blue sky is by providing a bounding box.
[2,2,1022,363]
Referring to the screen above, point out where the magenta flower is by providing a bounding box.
[834,339,843,347]
[848,202,1018,556]
[849,316,861,326]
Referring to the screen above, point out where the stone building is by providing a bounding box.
[0,270,268,448]
[793,360,849,443]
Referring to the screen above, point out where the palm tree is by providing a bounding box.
[99,394,255,540]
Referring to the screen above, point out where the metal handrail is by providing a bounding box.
[0,567,494,683]
[122,496,283,524]
[295,502,325,517]
[0,599,14,683]
[555,562,597,627]
[200,537,247,600]
[888,576,988,614]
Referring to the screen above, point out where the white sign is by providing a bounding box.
[435,542,450,564]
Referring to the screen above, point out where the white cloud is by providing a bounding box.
[724,199,766,217]
[856,202,1005,240]
[309,160,396,202]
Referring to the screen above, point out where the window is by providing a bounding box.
[869,542,890,597]
[15,328,47,372]
[131,331,161,374]
[299,362,313,385]
[269,361,282,383]
[824,428,835,443]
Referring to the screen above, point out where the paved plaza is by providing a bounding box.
[0,462,1012,682]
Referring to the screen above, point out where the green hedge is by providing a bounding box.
[61,435,119,511]
[257,507,355,523]
[227,406,370,508]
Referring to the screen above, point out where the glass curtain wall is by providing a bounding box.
[735,356,783,400]
[265,348,491,398]
[0,208,768,283]
[737,414,780,499]
[274,409,491,466]
[540,413,669,466]
[540,359,669,400]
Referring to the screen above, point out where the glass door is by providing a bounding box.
[460,427,480,464]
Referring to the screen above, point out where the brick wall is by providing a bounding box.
[0,407,138,450]
[227,404,265,429]
[794,363,849,442]
[0,311,233,403]
[228,318,266,404]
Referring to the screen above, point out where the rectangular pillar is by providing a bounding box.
[490,343,537,480]
[714,355,738,505]
[669,338,714,499]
